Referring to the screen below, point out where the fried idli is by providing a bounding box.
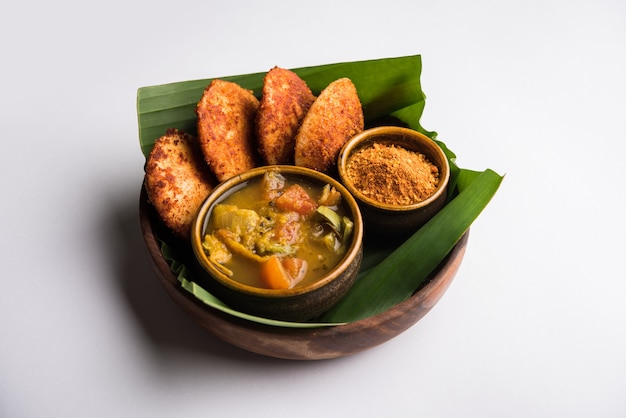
[256,67,316,165]
[196,79,260,182]
[144,129,216,239]
[294,78,363,173]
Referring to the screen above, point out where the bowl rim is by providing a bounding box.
[338,126,450,212]
[191,165,364,299]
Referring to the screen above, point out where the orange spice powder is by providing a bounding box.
[345,142,440,206]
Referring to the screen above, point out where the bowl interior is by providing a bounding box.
[191,165,363,298]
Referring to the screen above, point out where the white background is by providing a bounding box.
[1,1,625,417]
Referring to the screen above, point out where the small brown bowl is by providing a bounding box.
[190,165,364,322]
[338,126,450,238]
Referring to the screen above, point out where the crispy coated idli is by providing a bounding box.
[144,129,216,239]
[294,78,363,173]
[256,67,316,165]
[196,79,260,182]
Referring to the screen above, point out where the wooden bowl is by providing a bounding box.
[140,186,468,360]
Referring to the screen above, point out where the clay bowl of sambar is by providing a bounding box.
[338,126,450,238]
[190,165,363,322]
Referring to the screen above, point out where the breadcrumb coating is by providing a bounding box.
[294,78,364,173]
[196,79,260,182]
[256,67,315,165]
[144,129,216,239]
